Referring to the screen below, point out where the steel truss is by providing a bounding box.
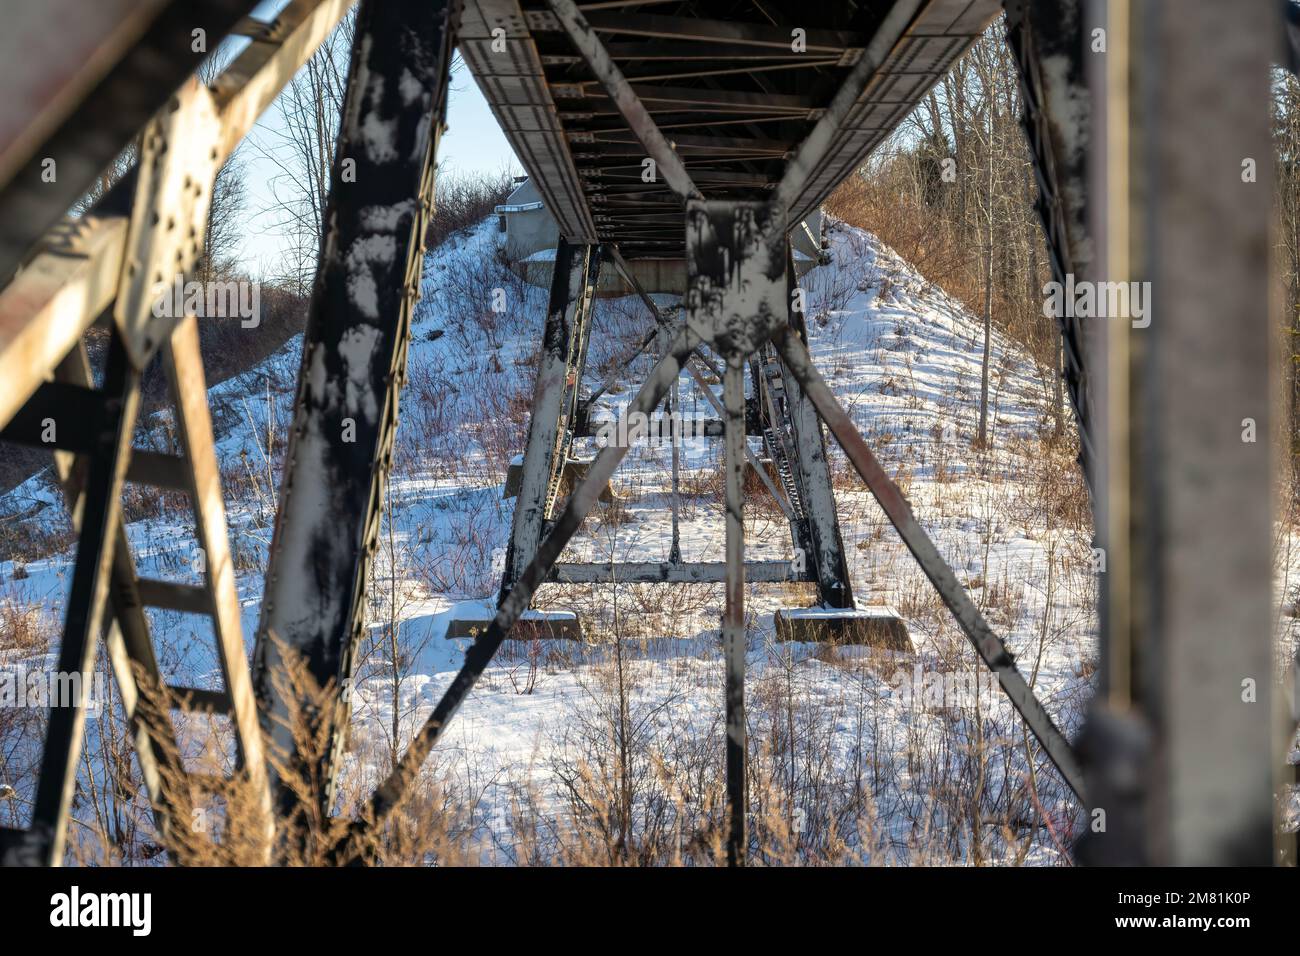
[495,233,855,601]
[0,0,360,865]
[1,0,1288,868]
[325,0,1085,865]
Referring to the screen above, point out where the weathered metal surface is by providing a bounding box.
[501,240,599,588]
[550,561,807,584]
[4,331,141,867]
[1078,0,1283,866]
[163,315,270,826]
[212,0,359,158]
[721,360,747,866]
[0,0,257,287]
[112,76,221,368]
[445,614,582,641]
[0,216,126,430]
[547,0,702,202]
[43,342,190,863]
[458,0,596,242]
[252,0,455,816]
[685,200,787,354]
[464,0,999,258]
[777,248,853,608]
[1003,0,1096,487]
[0,0,357,391]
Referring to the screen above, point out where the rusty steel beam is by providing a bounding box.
[773,325,1087,803]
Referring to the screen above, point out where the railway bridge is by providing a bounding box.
[0,0,1292,866]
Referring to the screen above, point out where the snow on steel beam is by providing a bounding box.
[252,0,456,816]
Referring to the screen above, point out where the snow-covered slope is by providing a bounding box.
[1,216,1103,864]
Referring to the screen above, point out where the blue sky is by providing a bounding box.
[235,3,522,275]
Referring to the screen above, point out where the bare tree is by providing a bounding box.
[252,13,356,293]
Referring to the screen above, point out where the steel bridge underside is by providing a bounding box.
[461,0,1001,259]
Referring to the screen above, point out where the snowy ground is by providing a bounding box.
[2,215,1295,863]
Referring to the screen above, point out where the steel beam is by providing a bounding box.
[548,0,702,201]
[4,330,141,867]
[1003,0,1096,486]
[502,239,600,589]
[778,245,853,608]
[0,0,258,287]
[722,359,747,866]
[252,0,455,819]
[1077,0,1284,866]
[0,0,358,428]
[580,12,865,53]
[550,561,805,584]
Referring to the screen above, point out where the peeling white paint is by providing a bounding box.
[360,200,415,233]
[338,323,383,422]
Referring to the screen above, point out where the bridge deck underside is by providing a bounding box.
[460,0,1000,258]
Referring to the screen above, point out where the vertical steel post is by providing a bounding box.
[669,372,683,564]
[17,330,140,866]
[722,358,747,866]
[502,239,599,590]
[1080,0,1285,865]
[780,243,854,608]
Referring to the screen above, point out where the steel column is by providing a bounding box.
[1003,0,1097,486]
[778,244,853,608]
[722,359,747,866]
[252,0,455,819]
[1078,0,1285,866]
[334,328,701,862]
[6,330,140,866]
[502,239,600,591]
